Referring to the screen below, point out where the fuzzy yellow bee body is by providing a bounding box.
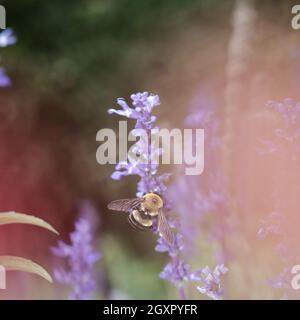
[107,192,174,245]
[140,193,163,216]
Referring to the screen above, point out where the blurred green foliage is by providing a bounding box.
[103,235,170,299]
[2,0,220,126]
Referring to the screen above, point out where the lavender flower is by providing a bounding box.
[0,28,17,47]
[0,28,17,87]
[196,265,228,300]
[259,98,300,298]
[268,267,292,290]
[257,212,283,240]
[52,201,101,300]
[155,233,191,289]
[109,92,168,198]
[267,98,300,125]
[0,67,11,87]
[108,92,228,300]
[266,99,300,144]
[160,260,191,286]
[168,91,228,269]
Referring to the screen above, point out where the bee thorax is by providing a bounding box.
[142,193,163,211]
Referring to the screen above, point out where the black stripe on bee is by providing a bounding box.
[128,213,149,231]
[129,210,154,231]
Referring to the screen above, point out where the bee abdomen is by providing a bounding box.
[128,210,153,231]
[128,214,146,231]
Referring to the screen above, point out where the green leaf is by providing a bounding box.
[0,212,58,234]
[0,256,52,283]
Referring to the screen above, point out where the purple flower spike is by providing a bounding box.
[0,28,17,47]
[259,98,300,298]
[108,92,165,197]
[267,98,300,125]
[0,28,17,87]
[197,264,228,300]
[108,92,228,299]
[0,67,11,87]
[160,260,190,285]
[52,201,101,300]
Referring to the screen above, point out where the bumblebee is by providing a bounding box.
[107,192,174,245]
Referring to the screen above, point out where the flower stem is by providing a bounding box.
[178,285,186,300]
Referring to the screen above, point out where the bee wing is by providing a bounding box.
[158,209,175,245]
[107,198,142,213]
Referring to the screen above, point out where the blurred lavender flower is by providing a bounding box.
[0,67,11,87]
[156,232,228,300]
[258,99,300,158]
[52,201,101,300]
[268,267,292,290]
[266,99,300,143]
[257,212,283,240]
[185,92,220,150]
[267,98,300,125]
[108,92,228,300]
[0,28,17,87]
[155,233,191,293]
[260,98,300,298]
[0,28,17,47]
[168,91,228,268]
[196,265,228,300]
